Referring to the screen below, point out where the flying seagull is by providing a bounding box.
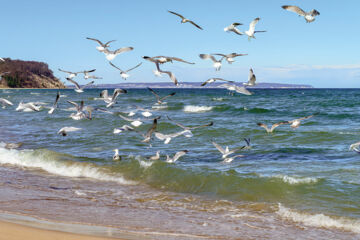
[201,78,234,86]
[152,56,195,65]
[109,61,142,80]
[57,127,82,136]
[0,98,13,108]
[48,91,60,114]
[155,129,191,144]
[244,18,266,41]
[66,78,94,93]
[224,23,243,35]
[287,115,315,129]
[136,117,159,143]
[199,54,223,71]
[103,88,127,108]
[86,37,116,52]
[168,11,203,30]
[113,125,134,134]
[167,115,213,135]
[257,121,289,133]
[58,69,82,80]
[212,53,248,64]
[113,149,121,161]
[103,47,134,61]
[243,68,256,86]
[349,142,360,154]
[212,140,247,159]
[143,56,179,86]
[147,87,176,105]
[95,108,144,127]
[16,102,41,112]
[165,150,188,163]
[282,5,320,23]
[67,100,92,120]
[219,83,252,95]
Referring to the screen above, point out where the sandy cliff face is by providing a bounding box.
[0,58,65,88]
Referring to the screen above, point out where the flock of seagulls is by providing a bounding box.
[3,5,357,161]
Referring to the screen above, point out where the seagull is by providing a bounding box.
[168,11,203,30]
[212,140,246,159]
[148,151,160,160]
[199,54,223,71]
[86,37,116,52]
[224,23,243,35]
[57,127,82,136]
[212,53,248,64]
[109,62,142,80]
[243,68,256,86]
[155,129,191,144]
[244,18,266,41]
[67,100,92,120]
[222,155,245,163]
[137,117,159,143]
[143,56,179,86]
[147,87,176,105]
[167,115,213,136]
[0,98,13,108]
[282,5,320,23]
[58,69,82,80]
[349,142,360,153]
[287,115,315,129]
[201,78,234,86]
[257,121,289,133]
[48,91,60,114]
[152,56,195,65]
[95,108,144,127]
[135,106,153,117]
[103,88,127,108]
[66,78,94,93]
[103,47,134,61]
[219,83,252,95]
[113,125,134,134]
[113,149,121,161]
[16,102,41,112]
[165,150,188,163]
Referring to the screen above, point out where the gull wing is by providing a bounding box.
[168,10,185,20]
[270,121,290,132]
[52,91,60,107]
[169,57,195,64]
[249,17,260,33]
[172,150,188,162]
[114,47,134,55]
[126,62,143,72]
[109,62,123,72]
[86,37,104,46]
[104,39,116,47]
[234,86,252,95]
[282,5,306,16]
[248,68,256,84]
[188,20,203,30]
[257,123,270,132]
[160,92,176,101]
[147,87,160,101]
[156,62,178,86]
[212,141,226,154]
[66,78,80,89]
[144,117,159,140]
[310,9,320,16]
[80,80,95,90]
[291,115,314,122]
[199,54,217,63]
[59,69,75,74]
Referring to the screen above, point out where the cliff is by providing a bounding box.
[0,58,65,88]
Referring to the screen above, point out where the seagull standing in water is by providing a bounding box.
[282,5,320,23]
[147,87,176,105]
[103,47,134,61]
[244,18,266,41]
[199,54,224,71]
[109,62,142,80]
[86,37,116,52]
[48,91,60,114]
[224,23,243,35]
[57,127,82,136]
[166,150,188,163]
[168,11,203,30]
[66,78,94,93]
[243,68,256,86]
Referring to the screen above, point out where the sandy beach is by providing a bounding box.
[0,220,120,240]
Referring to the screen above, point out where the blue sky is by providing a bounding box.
[1,0,359,87]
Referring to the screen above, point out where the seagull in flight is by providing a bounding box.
[201,78,234,86]
[212,140,247,159]
[95,108,144,127]
[48,91,60,114]
[103,88,127,108]
[167,115,213,137]
[59,69,82,80]
[86,37,116,52]
[113,149,121,161]
[0,98,13,108]
[143,56,179,86]
[282,5,320,23]
[152,56,195,65]
[212,53,248,64]
[224,23,243,35]
[136,117,159,143]
[243,68,256,86]
[155,129,191,144]
[66,78,94,93]
[57,127,82,136]
[16,102,41,112]
[168,11,203,30]
[199,54,223,71]
[113,125,134,134]
[349,142,360,154]
[257,121,289,133]
[147,87,176,105]
[109,62,142,80]
[103,47,134,61]
[219,83,252,95]
[287,115,315,129]
[244,18,266,41]
[67,100,92,120]
[166,150,188,163]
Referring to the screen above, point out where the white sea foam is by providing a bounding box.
[277,204,360,233]
[183,105,213,113]
[0,147,135,185]
[274,175,318,185]
[211,97,224,101]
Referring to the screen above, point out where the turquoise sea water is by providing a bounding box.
[0,88,360,239]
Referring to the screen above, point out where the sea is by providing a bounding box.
[0,88,359,239]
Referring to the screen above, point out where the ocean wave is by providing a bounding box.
[183,105,213,113]
[273,175,318,185]
[277,204,360,233]
[0,147,135,185]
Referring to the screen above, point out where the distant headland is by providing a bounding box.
[0,58,65,89]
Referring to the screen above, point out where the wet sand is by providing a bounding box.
[0,220,120,240]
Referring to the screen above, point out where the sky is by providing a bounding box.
[1,0,359,88]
